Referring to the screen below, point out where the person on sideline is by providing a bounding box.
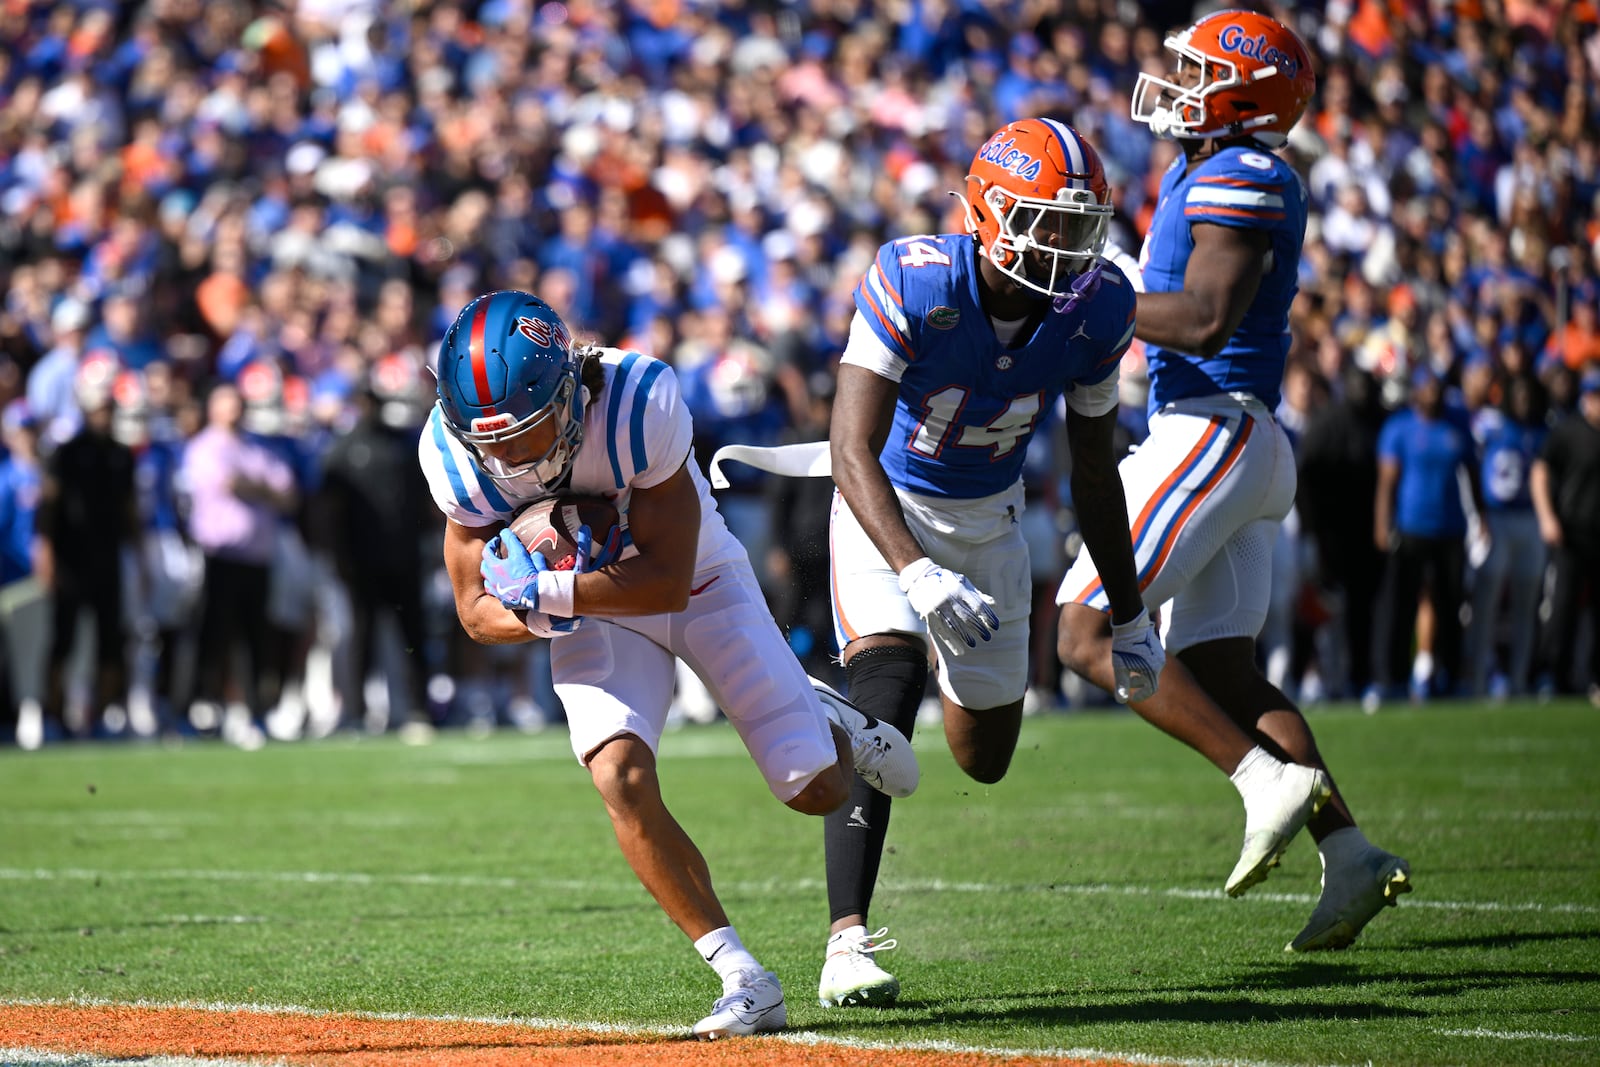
[1372,365,1485,701]
[33,356,141,741]
[817,118,1164,1007]
[1059,9,1409,953]
[178,379,300,748]
[1531,367,1600,703]
[1465,374,1547,698]
[417,290,918,1038]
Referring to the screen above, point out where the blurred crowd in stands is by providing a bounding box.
[1,0,1598,748]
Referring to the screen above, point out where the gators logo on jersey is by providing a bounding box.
[927,306,960,330]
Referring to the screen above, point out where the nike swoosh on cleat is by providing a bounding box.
[726,1002,779,1025]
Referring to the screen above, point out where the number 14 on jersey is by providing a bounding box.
[910,388,1043,459]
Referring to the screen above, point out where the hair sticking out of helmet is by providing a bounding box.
[961,118,1113,299]
[1131,9,1315,147]
[435,290,586,493]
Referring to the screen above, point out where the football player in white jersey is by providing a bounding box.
[1059,9,1409,952]
[815,119,1167,1008]
[417,290,919,1038]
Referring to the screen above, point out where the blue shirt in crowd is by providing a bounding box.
[1477,415,1546,513]
[1378,405,1478,537]
[0,455,41,584]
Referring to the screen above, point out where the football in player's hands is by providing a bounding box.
[506,496,622,572]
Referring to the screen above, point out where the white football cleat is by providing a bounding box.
[1226,763,1332,897]
[1287,847,1412,952]
[693,968,786,1039]
[810,677,919,798]
[819,926,900,1007]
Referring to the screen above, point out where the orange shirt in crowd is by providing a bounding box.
[1546,322,1600,372]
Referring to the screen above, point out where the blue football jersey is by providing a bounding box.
[1479,418,1545,512]
[851,234,1135,499]
[1140,144,1309,414]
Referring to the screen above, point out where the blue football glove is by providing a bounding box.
[524,548,585,633]
[574,523,625,572]
[481,530,541,610]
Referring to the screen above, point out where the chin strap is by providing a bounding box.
[1052,261,1106,317]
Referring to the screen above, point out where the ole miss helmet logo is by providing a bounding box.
[516,315,571,351]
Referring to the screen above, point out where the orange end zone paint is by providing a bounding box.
[0,1003,1142,1067]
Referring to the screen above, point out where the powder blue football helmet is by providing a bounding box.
[435,290,585,490]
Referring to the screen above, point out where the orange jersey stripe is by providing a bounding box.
[1195,176,1281,190]
[1184,205,1285,220]
[872,261,905,309]
[859,287,907,353]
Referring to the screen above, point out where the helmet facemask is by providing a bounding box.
[451,370,585,493]
[968,183,1111,299]
[1132,40,1286,145]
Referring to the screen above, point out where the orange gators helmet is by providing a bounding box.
[1131,9,1315,147]
[962,117,1112,299]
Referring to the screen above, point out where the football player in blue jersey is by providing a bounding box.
[817,118,1165,1007]
[1058,9,1410,952]
[1465,374,1546,698]
[418,290,920,1037]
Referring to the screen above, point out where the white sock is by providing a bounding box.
[1317,826,1371,871]
[694,926,761,985]
[828,923,868,948]
[1228,745,1285,799]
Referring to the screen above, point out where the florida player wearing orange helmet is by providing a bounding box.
[815,118,1162,1007]
[1059,10,1411,952]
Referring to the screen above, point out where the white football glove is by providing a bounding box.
[898,556,999,655]
[1110,607,1165,704]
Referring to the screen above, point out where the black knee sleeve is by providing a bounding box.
[823,644,929,924]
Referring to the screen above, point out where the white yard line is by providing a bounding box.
[0,1052,272,1067]
[1435,1028,1597,1043]
[1,867,1596,915]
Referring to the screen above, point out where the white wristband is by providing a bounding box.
[535,569,577,617]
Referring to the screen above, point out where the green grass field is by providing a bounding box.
[1,699,1597,1066]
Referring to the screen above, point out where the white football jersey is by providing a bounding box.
[417,347,744,575]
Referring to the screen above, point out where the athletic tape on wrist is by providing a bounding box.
[536,569,577,617]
